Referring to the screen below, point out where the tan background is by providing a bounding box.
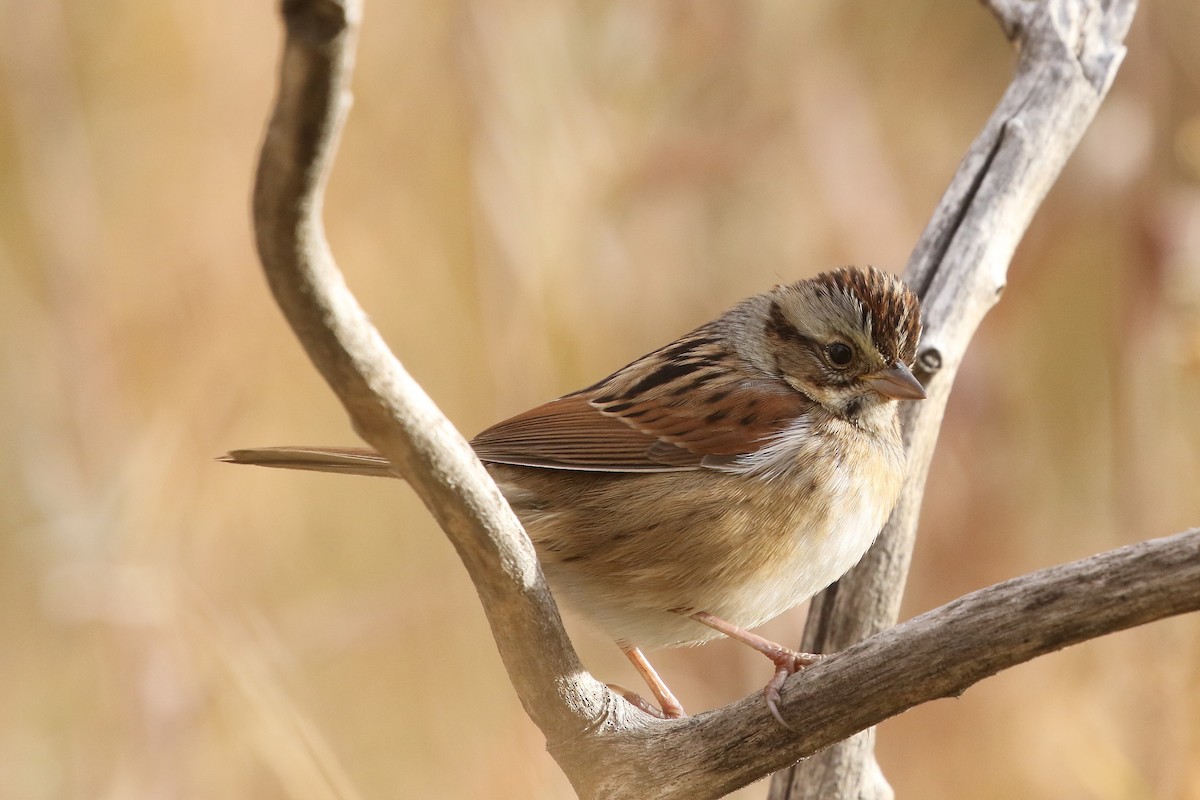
[2,2,1199,798]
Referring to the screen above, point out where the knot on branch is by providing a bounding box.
[987,0,1134,96]
[984,0,1031,43]
[916,348,944,377]
[1074,0,1135,95]
[283,0,354,44]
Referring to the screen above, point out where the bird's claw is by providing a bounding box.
[606,683,687,720]
[762,649,825,730]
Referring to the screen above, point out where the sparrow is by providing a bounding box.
[224,266,925,725]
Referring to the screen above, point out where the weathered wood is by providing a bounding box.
[252,0,609,752]
[245,2,1196,799]
[770,0,1137,796]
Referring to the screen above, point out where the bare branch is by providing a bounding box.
[575,529,1200,800]
[251,0,608,746]
[245,1,1193,799]
[773,0,1138,796]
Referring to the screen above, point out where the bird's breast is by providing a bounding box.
[491,414,907,648]
[703,425,904,634]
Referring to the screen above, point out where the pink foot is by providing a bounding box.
[761,649,825,729]
[607,683,687,719]
[684,609,825,729]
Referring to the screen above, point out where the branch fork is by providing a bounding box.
[240,2,1194,798]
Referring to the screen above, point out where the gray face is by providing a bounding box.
[760,267,922,417]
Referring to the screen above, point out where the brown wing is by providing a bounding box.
[470,327,811,472]
[470,394,693,471]
[228,329,813,476]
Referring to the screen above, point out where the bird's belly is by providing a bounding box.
[709,484,891,632]
[527,463,898,649]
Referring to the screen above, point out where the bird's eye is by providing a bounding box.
[826,342,854,368]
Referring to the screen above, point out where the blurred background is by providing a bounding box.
[1,1,1198,798]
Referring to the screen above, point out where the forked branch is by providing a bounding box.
[244,2,1195,800]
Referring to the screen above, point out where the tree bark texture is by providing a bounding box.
[246,2,1198,799]
[772,0,1138,796]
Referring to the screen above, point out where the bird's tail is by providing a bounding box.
[220,446,398,479]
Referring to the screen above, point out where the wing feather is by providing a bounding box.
[230,329,815,476]
[470,395,698,471]
[470,327,812,472]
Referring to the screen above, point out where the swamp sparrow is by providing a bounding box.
[224,266,925,724]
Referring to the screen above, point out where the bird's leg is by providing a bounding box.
[610,644,687,719]
[687,610,825,728]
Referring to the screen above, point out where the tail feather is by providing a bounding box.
[220,446,399,479]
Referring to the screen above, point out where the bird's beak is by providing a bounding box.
[864,362,926,400]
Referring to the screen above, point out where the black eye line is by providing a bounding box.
[766,329,827,382]
[764,303,865,382]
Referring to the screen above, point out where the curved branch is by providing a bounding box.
[244,2,1182,799]
[251,0,606,746]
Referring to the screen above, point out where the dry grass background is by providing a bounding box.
[1,1,1199,798]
